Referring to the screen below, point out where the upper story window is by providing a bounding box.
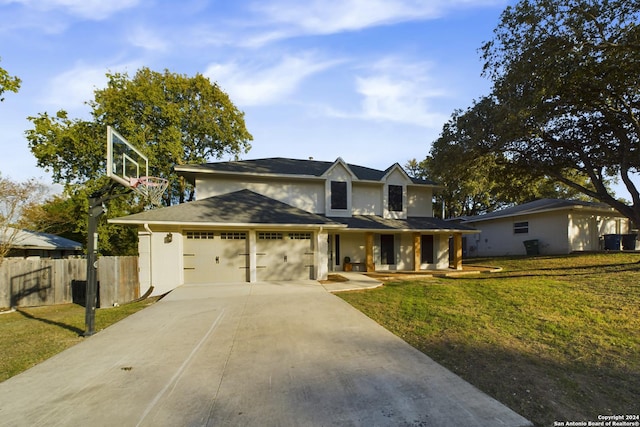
[514,221,529,234]
[331,181,347,210]
[388,185,403,212]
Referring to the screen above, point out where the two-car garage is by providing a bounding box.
[182,230,315,284]
[183,231,249,283]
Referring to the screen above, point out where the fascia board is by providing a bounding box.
[177,167,324,181]
[108,219,346,229]
[338,227,479,234]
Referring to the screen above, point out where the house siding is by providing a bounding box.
[466,212,570,256]
[196,176,325,214]
[408,186,433,217]
[352,183,381,215]
[466,208,631,257]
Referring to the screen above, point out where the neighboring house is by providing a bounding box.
[459,198,632,257]
[1,227,83,259]
[110,157,478,295]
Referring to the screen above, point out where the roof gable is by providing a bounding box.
[322,157,357,180]
[382,163,412,184]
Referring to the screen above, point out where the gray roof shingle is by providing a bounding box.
[327,215,478,233]
[110,189,343,227]
[1,228,83,250]
[175,157,438,185]
[462,198,620,223]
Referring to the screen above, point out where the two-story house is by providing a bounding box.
[110,157,478,295]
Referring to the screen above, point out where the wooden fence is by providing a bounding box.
[0,257,140,308]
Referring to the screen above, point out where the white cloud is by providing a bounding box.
[42,62,140,113]
[1,0,140,20]
[204,53,342,107]
[249,0,504,39]
[128,26,169,52]
[327,57,449,127]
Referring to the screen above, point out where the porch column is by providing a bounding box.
[452,233,463,270]
[365,232,375,272]
[413,232,421,272]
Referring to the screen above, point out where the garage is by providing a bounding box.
[183,231,248,283]
[256,232,314,281]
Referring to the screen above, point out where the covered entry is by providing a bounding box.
[256,232,315,281]
[183,231,248,283]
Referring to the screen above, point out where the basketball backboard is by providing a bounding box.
[106,126,148,188]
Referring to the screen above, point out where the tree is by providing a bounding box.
[0,58,21,101]
[410,100,592,218]
[26,68,253,254]
[28,68,253,205]
[480,0,640,225]
[0,175,50,263]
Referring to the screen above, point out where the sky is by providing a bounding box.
[0,0,513,188]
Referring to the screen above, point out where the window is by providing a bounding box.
[258,232,283,240]
[289,233,311,240]
[186,231,214,239]
[331,181,347,210]
[388,185,403,212]
[514,221,529,234]
[380,235,395,265]
[220,232,246,240]
[421,235,434,264]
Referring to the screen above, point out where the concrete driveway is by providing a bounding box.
[0,281,532,426]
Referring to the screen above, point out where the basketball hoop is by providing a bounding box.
[130,176,169,207]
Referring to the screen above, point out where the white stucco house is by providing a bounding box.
[110,157,478,296]
[459,198,632,257]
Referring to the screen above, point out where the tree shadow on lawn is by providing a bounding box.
[410,337,639,427]
[16,309,84,336]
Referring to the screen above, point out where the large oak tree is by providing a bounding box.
[480,0,640,225]
[26,68,253,254]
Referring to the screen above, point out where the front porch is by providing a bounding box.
[329,230,467,274]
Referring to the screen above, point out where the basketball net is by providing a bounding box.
[129,176,169,207]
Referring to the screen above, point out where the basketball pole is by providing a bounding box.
[83,183,125,337]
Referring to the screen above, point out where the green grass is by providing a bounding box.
[338,253,640,427]
[0,298,159,382]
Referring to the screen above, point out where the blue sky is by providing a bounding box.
[0,0,512,186]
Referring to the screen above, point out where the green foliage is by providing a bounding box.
[408,100,591,218]
[26,67,253,254]
[416,0,640,223]
[479,0,640,224]
[0,58,21,101]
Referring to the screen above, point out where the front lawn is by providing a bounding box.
[338,253,640,427]
[0,298,159,382]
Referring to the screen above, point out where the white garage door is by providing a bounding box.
[183,231,248,283]
[256,232,314,281]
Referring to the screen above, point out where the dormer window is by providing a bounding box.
[331,181,347,210]
[388,185,403,212]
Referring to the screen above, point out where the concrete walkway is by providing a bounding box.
[0,281,532,426]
